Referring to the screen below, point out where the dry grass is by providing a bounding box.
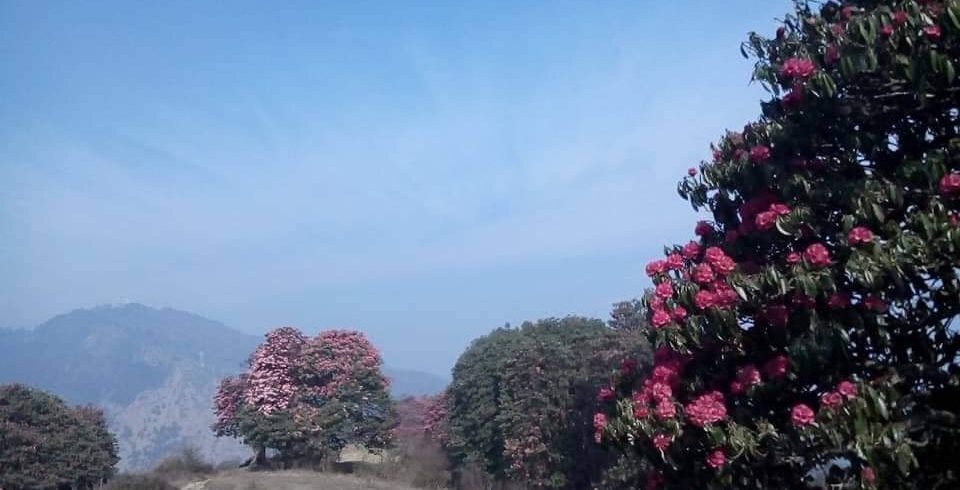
[186,469,424,490]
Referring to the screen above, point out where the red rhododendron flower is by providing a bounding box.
[820,391,843,409]
[593,412,608,431]
[939,172,960,197]
[764,355,790,379]
[749,145,771,163]
[633,403,649,419]
[706,448,727,469]
[880,24,893,37]
[804,243,831,268]
[780,57,816,79]
[837,380,858,399]
[892,11,908,26]
[685,391,727,427]
[791,404,816,426]
[736,365,761,387]
[848,226,875,245]
[682,240,701,259]
[695,220,713,236]
[924,25,942,39]
[862,467,876,483]
[786,252,802,265]
[653,433,672,451]
[646,259,666,277]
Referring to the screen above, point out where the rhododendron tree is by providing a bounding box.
[212,327,395,466]
[597,1,960,488]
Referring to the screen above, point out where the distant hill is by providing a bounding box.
[0,304,446,470]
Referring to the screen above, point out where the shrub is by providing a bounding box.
[152,446,214,480]
[597,1,960,488]
[103,474,177,490]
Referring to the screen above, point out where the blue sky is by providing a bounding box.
[0,1,790,375]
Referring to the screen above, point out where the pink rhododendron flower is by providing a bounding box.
[786,252,802,265]
[665,253,684,270]
[672,306,688,321]
[655,281,674,299]
[791,403,816,426]
[693,263,715,284]
[685,391,727,427]
[837,380,858,399]
[695,290,717,310]
[651,309,672,328]
[653,433,672,451]
[892,11,908,26]
[880,24,893,37]
[706,448,726,469]
[646,259,666,277]
[755,211,777,230]
[804,243,832,268]
[826,44,840,64]
[780,57,816,79]
[688,167,697,176]
[750,145,771,163]
[593,412,608,431]
[820,391,843,409]
[655,399,676,419]
[736,365,761,388]
[682,241,702,259]
[924,24,942,39]
[597,387,615,402]
[939,172,960,197]
[862,467,876,483]
[848,226,875,245]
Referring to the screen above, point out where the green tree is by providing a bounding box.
[0,384,119,489]
[445,317,649,489]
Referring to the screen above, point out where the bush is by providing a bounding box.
[597,1,960,488]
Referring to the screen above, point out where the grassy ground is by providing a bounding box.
[180,469,423,490]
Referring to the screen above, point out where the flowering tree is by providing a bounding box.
[212,327,395,466]
[596,1,960,488]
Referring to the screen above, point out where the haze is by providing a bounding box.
[0,1,788,375]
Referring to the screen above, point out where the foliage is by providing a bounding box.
[212,327,396,466]
[0,383,119,489]
[103,474,177,490]
[444,317,650,489]
[597,1,960,489]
